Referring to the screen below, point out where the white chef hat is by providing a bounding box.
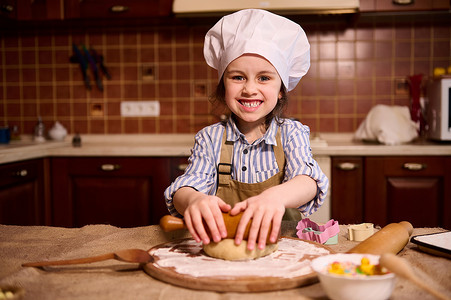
[204,9,310,92]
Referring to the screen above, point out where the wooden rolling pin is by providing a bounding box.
[347,221,414,255]
[160,212,276,243]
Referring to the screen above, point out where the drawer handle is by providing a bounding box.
[178,164,188,171]
[100,164,121,171]
[392,0,414,6]
[403,163,426,171]
[14,169,28,177]
[110,5,129,13]
[336,162,359,171]
[1,5,14,13]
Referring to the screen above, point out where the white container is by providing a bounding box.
[48,121,67,141]
[311,253,396,300]
[427,77,451,141]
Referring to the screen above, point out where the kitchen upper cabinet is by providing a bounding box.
[0,0,172,20]
[51,157,174,228]
[0,0,63,20]
[332,156,451,229]
[64,0,173,19]
[0,0,15,19]
[360,0,450,12]
[0,159,50,225]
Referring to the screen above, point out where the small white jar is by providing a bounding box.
[48,121,68,141]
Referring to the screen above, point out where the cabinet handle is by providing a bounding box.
[110,5,129,13]
[14,169,28,177]
[403,163,426,171]
[1,5,14,13]
[178,164,188,171]
[336,162,359,171]
[100,164,121,171]
[392,0,414,5]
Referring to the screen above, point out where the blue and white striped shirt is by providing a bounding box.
[164,117,329,218]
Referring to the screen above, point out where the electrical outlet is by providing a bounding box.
[90,103,104,116]
[121,101,160,117]
[141,64,156,81]
[395,78,409,95]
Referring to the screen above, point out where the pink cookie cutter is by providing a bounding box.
[296,218,340,244]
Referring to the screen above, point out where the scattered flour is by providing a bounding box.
[150,237,330,278]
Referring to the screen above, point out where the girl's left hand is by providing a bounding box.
[229,192,285,251]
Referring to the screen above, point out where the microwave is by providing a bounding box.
[427,77,451,141]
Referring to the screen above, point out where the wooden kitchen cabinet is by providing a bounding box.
[0,159,50,225]
[331,157,364,225]
[1,0,172,20]
[332,156,451,229]
[64,0,173,19]
[359,0,450,12]
[170,156,188,182]
[0,0,63,20]
[360,0,450,12]
[51,157,176,228]
[365,156,450,229]
[0,0,15,19]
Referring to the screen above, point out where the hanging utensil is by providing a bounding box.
[91,47,111,80]
[71,44,91,90]
[83,45,103,91]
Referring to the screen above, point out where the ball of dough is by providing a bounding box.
[203,239,278,261]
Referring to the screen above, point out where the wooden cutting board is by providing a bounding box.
[143,237,334,292]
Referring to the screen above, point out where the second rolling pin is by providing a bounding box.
[347,221,413,255]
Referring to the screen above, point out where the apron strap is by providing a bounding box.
[217,130,233,186]
[217,127,285,188]
[273,129,285,172]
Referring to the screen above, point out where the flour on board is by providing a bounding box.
[150,237,330,278]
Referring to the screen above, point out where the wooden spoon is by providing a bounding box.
[22,249,151,268]
[379,253,450,300]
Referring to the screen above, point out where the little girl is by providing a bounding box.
[164,9,329,251]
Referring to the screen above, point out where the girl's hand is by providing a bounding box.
[179,190,231,245]
[230,192,285,251]
[229,175,317,251]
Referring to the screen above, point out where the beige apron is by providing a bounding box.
[215,129,301,220]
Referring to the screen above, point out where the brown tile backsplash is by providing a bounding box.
[1,20,450,135]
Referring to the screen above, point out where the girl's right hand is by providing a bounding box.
[177,189,231,244]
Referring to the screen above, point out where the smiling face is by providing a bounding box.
[223,54,283,133]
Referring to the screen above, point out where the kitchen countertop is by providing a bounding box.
[0,223,449,300]
[1,133,451,165]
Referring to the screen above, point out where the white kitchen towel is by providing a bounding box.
[354,104,418,145]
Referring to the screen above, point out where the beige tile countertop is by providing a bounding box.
[1,133,450,165]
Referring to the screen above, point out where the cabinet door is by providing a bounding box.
[64,0,172,19]
[0,0,16,19]
[11,0,63,20]
[170,156,188,182]
[0,159,48,225]
[360,0,450,12]
[331,157,364,224]
[365,156,448,228]
[51,157,171,227]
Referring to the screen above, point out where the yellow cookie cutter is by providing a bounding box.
[348,223,374,242]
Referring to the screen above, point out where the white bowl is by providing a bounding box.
[311,253,396,300]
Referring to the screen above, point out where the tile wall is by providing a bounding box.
[1,17,450,135]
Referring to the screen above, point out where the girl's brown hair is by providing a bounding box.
[210,77,288,126]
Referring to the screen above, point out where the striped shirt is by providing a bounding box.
[164,117,329,218]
